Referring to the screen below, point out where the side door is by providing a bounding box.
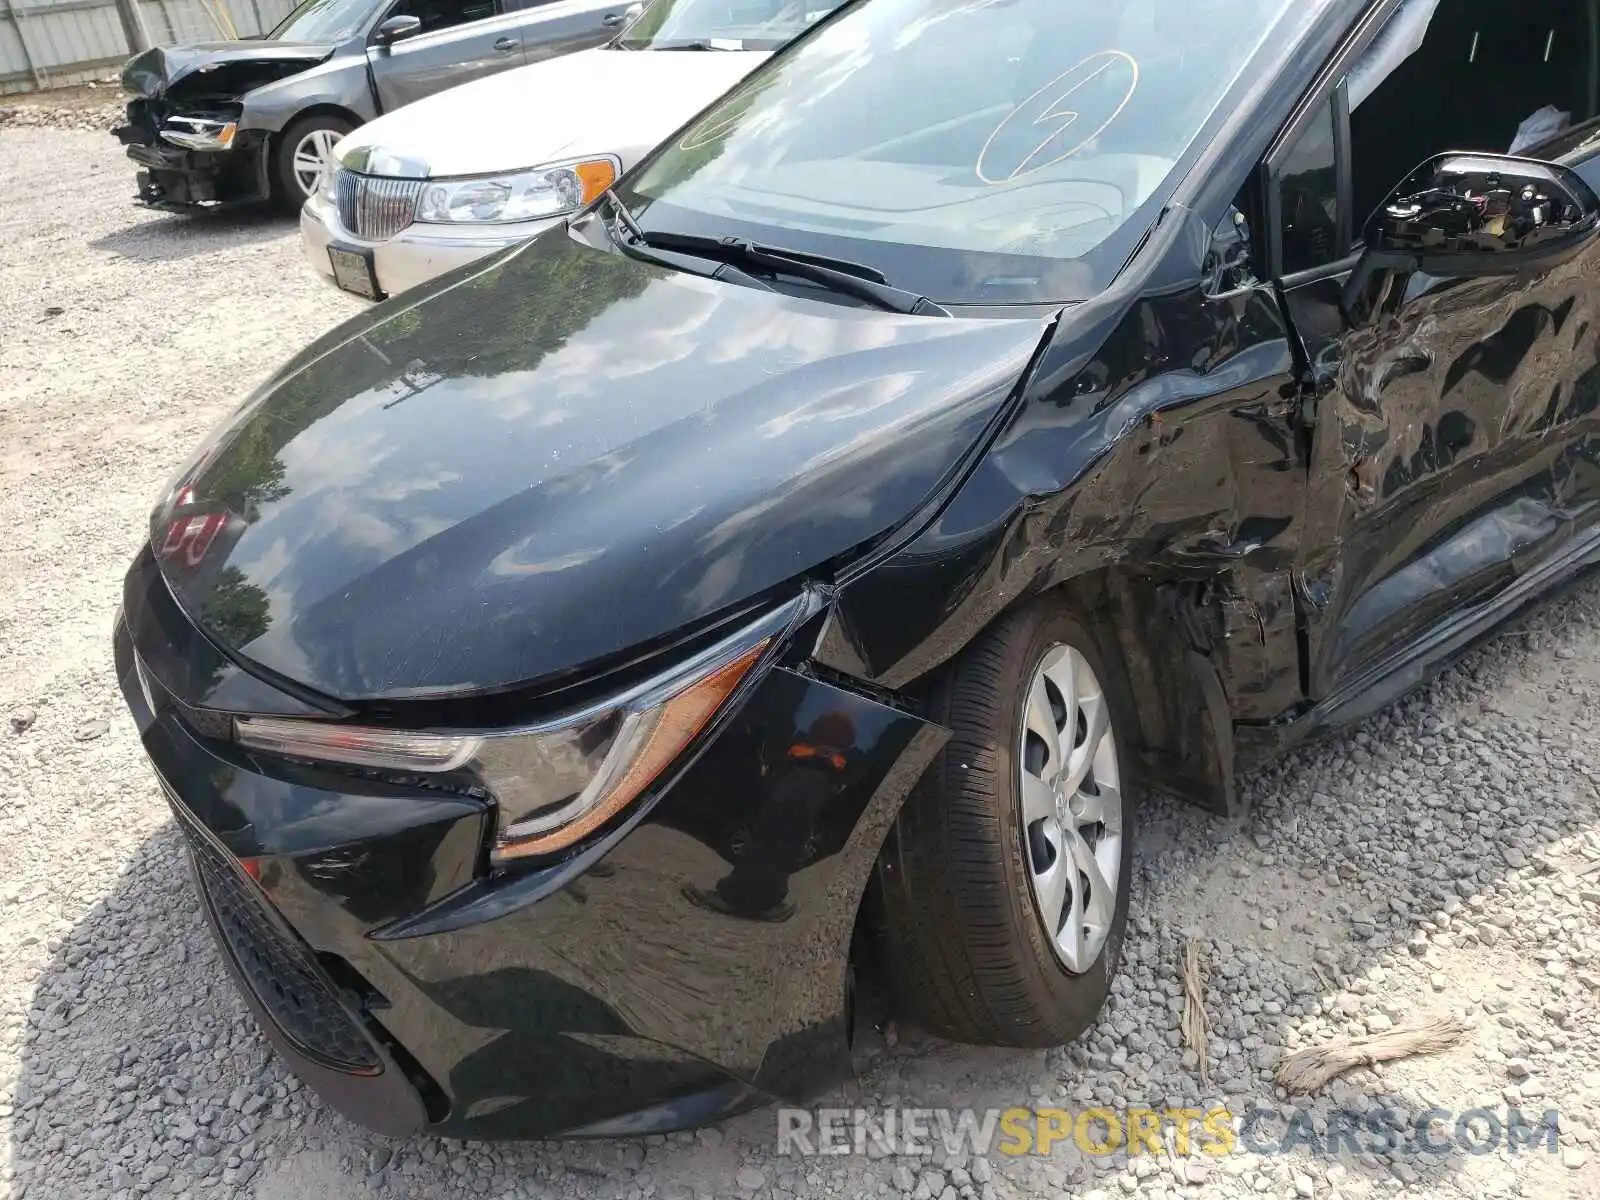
[502,0,636,67]
[1270,0,1600,707]
[367,0,529,112]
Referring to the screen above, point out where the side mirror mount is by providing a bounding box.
[1203,204,1257,299]
[373,13,422,46]
[1343,152,1600,324]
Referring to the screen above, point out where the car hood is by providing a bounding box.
[152,229,1052,702]
[120,41,335,99]
[335,46,767,179]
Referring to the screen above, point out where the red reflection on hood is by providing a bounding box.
[160,512,228,571]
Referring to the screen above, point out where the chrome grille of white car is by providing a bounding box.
[335,170,424,241]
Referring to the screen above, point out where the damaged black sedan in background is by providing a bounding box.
[112,0,637,211]
[116,0,1600,1140]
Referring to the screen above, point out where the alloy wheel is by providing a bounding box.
[1017,643,1124,973]
[291,129,341,199]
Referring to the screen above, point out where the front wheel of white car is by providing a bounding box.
[273,114,354,212]
[874,597,1136,1047]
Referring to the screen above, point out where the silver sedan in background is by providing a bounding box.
[112,0,640,212]
[301,0,843,300]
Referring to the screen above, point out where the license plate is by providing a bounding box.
[328,245,382,300]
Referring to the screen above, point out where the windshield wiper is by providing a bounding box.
[600,191,775,293]
[640,231,949,316]
[601,196,944,316]
[605,188,647,243]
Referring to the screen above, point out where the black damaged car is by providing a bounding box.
[117,0,1600,1139]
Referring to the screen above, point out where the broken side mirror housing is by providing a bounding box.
[1343,152,1600,324]
[373,14,423,46]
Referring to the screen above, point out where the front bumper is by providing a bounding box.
[114,121,270,211]
[115,549,944,1139]
[301,190,557,300]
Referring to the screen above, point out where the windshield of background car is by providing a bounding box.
[621,0,1296,305]
[268,0,381,41]
[618,0,845,51]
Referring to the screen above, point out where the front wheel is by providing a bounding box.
[272,114,354,212]
[875,598,1135,1047]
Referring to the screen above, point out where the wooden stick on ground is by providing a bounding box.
[1276,1015,1472,1094]
[1180,938,1209,1084]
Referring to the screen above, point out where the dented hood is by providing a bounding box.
[151,229,1051,701]
[120,41,334,99]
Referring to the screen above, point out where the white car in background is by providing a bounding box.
[301,0,843,300]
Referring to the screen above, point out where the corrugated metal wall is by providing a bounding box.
[0,0,298,95]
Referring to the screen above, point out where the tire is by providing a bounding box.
[271,114,354,212]
[875,596,1136,1047]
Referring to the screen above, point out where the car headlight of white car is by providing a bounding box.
[414,156,619,225]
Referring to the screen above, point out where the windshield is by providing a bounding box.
[267,0,381,42]
[621,0,1297,305]
[617,0,845,51]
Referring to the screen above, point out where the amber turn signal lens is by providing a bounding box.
[493,640,768,861]
[575,158,618,204]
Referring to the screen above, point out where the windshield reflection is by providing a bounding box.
[618,0,842,51]
[268,0,383,42]
[621,0,1305,305]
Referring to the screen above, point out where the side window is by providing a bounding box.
[1348,0,1598,234]
[390,0,496,35]
[1276,98,1339,276]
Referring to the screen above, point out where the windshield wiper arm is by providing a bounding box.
[600,192,775,292]
[604,188,646,242]
[641,231,949,316]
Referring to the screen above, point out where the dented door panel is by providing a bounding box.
[1286,189,1600,700]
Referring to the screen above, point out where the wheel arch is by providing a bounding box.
[267,106,363,203]
[819,565,1241,819]
[273,103,365,147]
[1071,567,1239,819]
[835,564,1237,1040]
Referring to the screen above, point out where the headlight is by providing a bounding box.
[233,606,785,863]
[413,157,618,224]
[232,719,483,772]
[159,118,236,152]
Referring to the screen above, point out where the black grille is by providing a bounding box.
[170,800,381,1073]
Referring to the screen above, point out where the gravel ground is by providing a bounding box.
[0,85,125,132]
[2,127,1599,1200]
